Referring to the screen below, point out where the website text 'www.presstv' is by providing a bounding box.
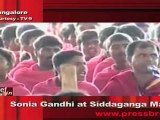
[95,111,160,118]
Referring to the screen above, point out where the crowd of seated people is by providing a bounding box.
[0,22,160,96]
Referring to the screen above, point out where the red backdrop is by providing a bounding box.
[43,0,160,22]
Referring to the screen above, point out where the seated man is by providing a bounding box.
[0,48,30,96]
[32,50,100,96]
[77,29,101,61]
[13,35,62,91]
[1,25,20,65]
[101,40,160,96]
[8,29,45,78]
[85,26,117,82]
[93,24,146,77]
[60,23,77,48]
[93,33,133,91]
[18,29,45,61]
[1,24,20,51]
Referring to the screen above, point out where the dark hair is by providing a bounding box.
[99,26,117,46]
[0,23,10,28]
[19,29,45,45]
[52,50,83,69]
[19,51,31,62]
[136,23,150,29]
[33,35,63,51]
[60,24,75,39]
[76,22,99,27]
[126,40,160,59]
[0,36,4,47]
[52,91,88,103]
[1,25,17,42]
[56,91,88,96]
[0,48,15,69]
[112,22,127,26]
[103,33,133,50]
[16,24,37,38]
[154,24,160,39]
[116,24,145,40]
[77,29,98,45]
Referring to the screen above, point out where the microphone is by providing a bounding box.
[147,65,160,79]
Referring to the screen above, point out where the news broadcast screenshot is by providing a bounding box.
[1,0,160,120]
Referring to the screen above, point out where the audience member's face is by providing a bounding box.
[67,55,87,81]
[80,38,100,61]
[3,40,10,49]
[21,37,37,57]
[130,47,159,73]
[67,33,77,47]
[21,45,33,56]
[108,40,129,64]
[37,46,61,69]
[0,56,9,80]
[3,39,20,51]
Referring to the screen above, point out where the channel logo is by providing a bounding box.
[0,87,13,96]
